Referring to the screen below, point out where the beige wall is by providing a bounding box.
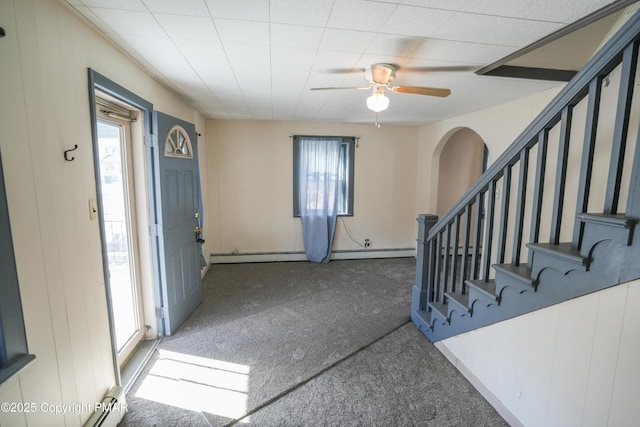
[415,87,562,217]
[205,120,419,254]
[0,1,205,426]
[436,127,486,217]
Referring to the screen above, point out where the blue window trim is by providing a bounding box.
[0,148,36,385]
[292,135,355,217]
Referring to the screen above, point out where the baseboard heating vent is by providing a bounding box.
[83,386,126,427]
[211,248,416,264]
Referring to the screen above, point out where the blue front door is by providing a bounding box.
[153,112,203,335]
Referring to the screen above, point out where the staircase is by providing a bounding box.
[412,9,640,342]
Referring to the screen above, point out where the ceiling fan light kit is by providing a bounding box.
[311,63,451,118]
[367,92,389,112]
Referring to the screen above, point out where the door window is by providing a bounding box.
[96,106,145,366]
[164,125,193,159]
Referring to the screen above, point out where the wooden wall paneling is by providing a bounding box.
[53,4,104,415]
[14,1,80,425]
[0,378,27,427]
[608,281,640,425]
[491,320,521,412]
[544,295,599,426]
[580,284,628,427]
[511,306,558,427]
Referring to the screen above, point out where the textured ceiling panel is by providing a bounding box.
[327,0,400,32]
[382,5,457,38]
[141,0,210,16]
[67,0,623,125]
[91,9,165,36]
[154,14,218,40]
[271,24,324,49]
[270,0,335,26]
[431,13,563,47]
[214,19,269,44]
[205,0,269,21]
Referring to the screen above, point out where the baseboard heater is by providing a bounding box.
[211,248,416,264]
[83,386,126,427]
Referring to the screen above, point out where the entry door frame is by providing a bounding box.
[88,69,164,385]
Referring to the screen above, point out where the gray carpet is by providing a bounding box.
[120,258,507,426]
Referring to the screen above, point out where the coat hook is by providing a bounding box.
[64,144,78,161]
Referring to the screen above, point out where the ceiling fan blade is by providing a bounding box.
[322,67,366,74]
[310,85,371,91]
[392,86,451,97]
[393,37,427,58]
[399,65,477,73]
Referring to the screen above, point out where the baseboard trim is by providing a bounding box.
[434,341,524,427]
[200,263,210,278]
[83,386,127,427]
[211,248,416,264]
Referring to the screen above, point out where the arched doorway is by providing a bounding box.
[436,127,487,217]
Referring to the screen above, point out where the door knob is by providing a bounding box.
[194,226,203,233]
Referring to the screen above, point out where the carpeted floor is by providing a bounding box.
[120,258,508,426]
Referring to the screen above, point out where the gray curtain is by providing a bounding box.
[298,137,344,263]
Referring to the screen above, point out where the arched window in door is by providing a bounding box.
[164,125,193,159]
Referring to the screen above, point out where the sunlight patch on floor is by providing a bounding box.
[135,349,250,422]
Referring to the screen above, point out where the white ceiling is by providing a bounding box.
[63,0,621,125]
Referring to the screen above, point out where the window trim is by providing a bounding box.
[0,148,35,385]
[292,135,355,217]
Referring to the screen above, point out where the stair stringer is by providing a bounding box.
[413,238,637,342]
[577,213,636,254]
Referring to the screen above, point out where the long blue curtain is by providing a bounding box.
[298,137,344,263]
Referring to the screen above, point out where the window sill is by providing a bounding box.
[0,354,36,388]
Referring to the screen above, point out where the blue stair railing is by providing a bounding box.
[412,9,640,342]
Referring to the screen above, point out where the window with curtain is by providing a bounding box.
[293,136,355,217]
[293,136,355,263]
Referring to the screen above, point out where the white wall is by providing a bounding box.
[439,279,640,427]
[205,120,419,254]
[0,1,205,426]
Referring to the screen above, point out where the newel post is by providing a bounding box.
[412,214,439,313]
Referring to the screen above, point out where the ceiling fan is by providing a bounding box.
[310,63,451,113]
